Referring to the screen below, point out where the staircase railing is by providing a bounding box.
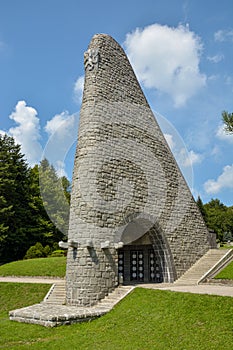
[198,249,233,284]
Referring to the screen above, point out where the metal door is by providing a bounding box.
[149,249,163,282]
[130,250,144,282]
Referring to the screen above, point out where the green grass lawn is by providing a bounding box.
[0,257,66,278]
[214,260,233,280]
[1,284,233,350]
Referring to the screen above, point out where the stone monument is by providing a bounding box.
[66,34,211,307]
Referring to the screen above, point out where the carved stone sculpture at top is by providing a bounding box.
[84,48,99,71]
[65,34,211,307]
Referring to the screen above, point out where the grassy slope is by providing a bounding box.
[214,261,233,280]
[1,285,233,350]
[0,257,66,278]
[1,256,233,281]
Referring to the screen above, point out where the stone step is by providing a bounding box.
[174,249,232,286]
[43,283,134,308]
[98,285,134,307]
[43,282,66,305]
[9,284,135,327]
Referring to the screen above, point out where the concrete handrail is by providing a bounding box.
[43,284,55,302]
[198,249,233,284]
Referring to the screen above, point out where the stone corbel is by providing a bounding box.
[85,240,93,248]
[68,240,79,249]
[58,241,68,249]
[114,242,124,249]
[101,240,110,249]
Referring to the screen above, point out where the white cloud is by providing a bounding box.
[214,29,233,42]
[216,124,233,144]
[204,164,233,194]
[164,133,202,167]
[207,54,224,63]
[73,76,84,103]
[44,111,76,136]
[4,100,78,177]
[164,133,175,149]
[8,100,43,165]
[207,74,219,82]
[43,111,78,177]
[177,148,202,167]
[55,160,67,178]
[183,149,202,167]
[124,23,206,107]
[225,75,233,85]
[211,145,221,157]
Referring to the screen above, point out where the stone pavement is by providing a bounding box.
[9,301,113,327]
[140,283,233,297]
[0,276,63,284]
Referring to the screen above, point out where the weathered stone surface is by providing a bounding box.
[66,33,211,306]
[9,285,134,327]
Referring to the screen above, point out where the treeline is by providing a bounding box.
[197,197,233,243]
[1,134,233,264]
[0,134,70,264]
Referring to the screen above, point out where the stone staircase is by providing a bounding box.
[10,284,134,327]
[174,249,233,286]
[43,280,66,304]
[98,285,135,308]
[43,281,134,307]
[43,280,134,307]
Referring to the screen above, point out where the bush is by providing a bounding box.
[24,242,45,259]
[24,242,66,259]
[52,242,60,251]
[44,245,51,256]
[50,249,66,257]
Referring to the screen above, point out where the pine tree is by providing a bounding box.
[0,135,32,262]
[222,111,233,133]
[28,164,56,246]
[38,159,70,242]
[196,195,207,223]
[0,136,71,263]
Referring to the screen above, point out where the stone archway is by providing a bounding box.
[118,219,177,284]
[148,223,177,283]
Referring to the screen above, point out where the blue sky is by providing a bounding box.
[0,0,233,206]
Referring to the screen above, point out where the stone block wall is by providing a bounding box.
[66,247,118,306]
[66,34,211,306]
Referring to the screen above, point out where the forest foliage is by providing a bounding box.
[196,196,233,243]
[0,134,70,263]
[0,134,232,264]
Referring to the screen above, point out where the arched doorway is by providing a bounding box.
[118,219,176,284]
[118,244,163,283]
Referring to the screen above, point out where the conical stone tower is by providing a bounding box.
[66,34,211,306]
